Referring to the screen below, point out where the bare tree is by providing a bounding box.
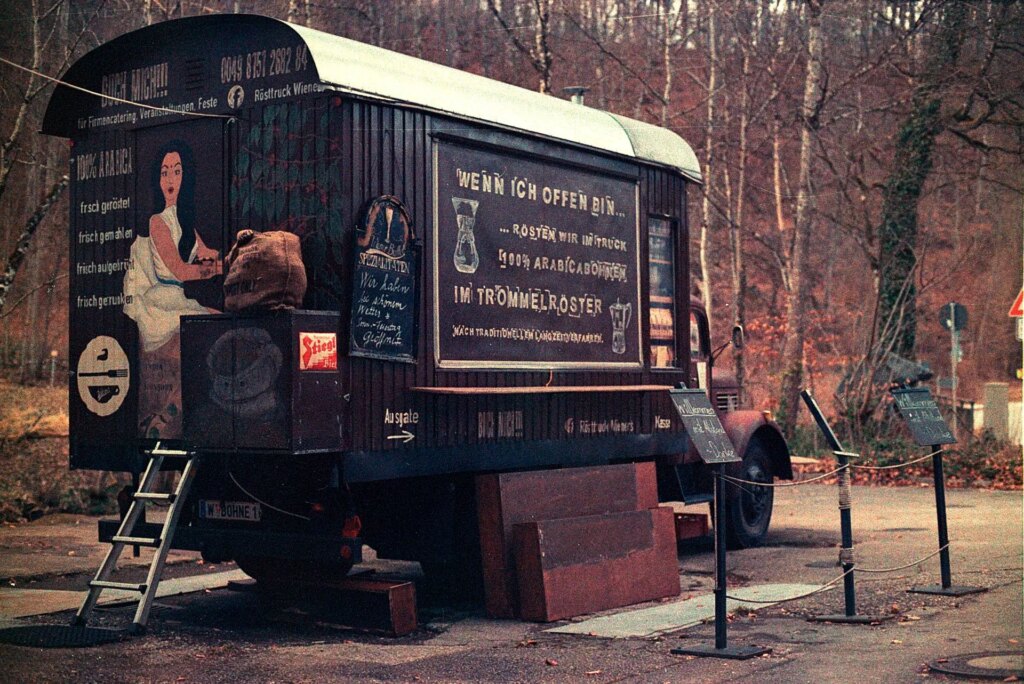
[487,0,554,93]
[697,0,718,327]
[0,0,96,315]
[777,0,825,437]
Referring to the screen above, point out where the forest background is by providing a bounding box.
[0,1,1021,517]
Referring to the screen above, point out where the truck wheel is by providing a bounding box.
[725,443,774,549]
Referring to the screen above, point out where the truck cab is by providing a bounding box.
[682,300,793,547]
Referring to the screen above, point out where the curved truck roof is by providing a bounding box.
[42,14,701,182]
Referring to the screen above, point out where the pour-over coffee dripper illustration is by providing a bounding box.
[610,299,632,355]
[451,197,480,274]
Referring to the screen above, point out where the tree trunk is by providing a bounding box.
[777,0,824,438]
[486,0,553,93]
[731,44,751,391]
[533,0,553,94]
[0,176,69,315]
[698,0,718,327]
[660,1,674,128]
[876,2,968,359]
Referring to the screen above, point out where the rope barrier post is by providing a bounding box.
[801,390,890,624]
[889,388,985,598]
[713,462,728,649]
[908,447,984,596]
[933,446,953,588]
[668,388,770,660]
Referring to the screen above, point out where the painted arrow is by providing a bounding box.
[386,429,415,443]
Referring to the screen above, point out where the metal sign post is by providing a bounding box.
[800,390,889,624]
[668,388,771,660]
[939,302,967,440]
[890,388,985,597]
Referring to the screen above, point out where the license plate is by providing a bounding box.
[198,500,262,522]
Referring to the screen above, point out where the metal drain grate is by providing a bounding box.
[0,625,128,648]
[929,651,1024,680]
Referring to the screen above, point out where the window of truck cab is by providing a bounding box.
[690,307,710,389]
[647,217,678,368]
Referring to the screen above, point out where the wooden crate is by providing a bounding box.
[475,463,658,618]
[674,512,709,541]
[512,506,680,622]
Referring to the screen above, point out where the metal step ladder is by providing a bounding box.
[72,443,199,633]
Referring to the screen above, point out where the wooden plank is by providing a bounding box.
[475,462,659,618]
[513,507,679,622]
[277,577,417,637]
[674,512,709,541]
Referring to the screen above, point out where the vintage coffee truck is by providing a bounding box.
[43,14,791,594]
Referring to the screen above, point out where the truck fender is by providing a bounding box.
[719,410,793,481]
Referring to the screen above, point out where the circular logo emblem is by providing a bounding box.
[227,84,245,109]
[76,336,129,417]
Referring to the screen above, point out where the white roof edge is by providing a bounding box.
[287,22,701,180]
[609,114,703,184]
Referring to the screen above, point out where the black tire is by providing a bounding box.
[725,442,774,549]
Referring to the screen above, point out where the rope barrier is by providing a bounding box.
[855,543,951,574]
[720,448,944,490]
[725,567,853,605]
[850,450,943,471]
[720,464,849,488]
[723,544,963,607]
[0,55,231,120]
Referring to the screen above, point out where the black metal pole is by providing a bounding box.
[931,446,953,589]
[714,462,727,650]
[799,390,884,623]
[835,450,856,616]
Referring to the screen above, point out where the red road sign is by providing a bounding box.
[1010,289,1024,318]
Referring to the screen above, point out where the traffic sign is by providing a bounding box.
[1009,289,1024,318]
[939,302,967,331]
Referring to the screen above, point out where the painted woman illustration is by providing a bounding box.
[123,139,222,438]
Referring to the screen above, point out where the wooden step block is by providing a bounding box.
[268,577,417,637]
[512,506,679,622]
[674,512,709,541]
[475,463,658,618]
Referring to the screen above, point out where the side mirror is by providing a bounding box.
[731,325,745,350]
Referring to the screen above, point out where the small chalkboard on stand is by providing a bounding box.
[667,389,740,465]
[349,196,418,363]
[890,387,983,597]
[890,388,955,447]
[668,388,770,660]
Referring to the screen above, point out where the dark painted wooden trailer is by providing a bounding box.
[43,14,791,583]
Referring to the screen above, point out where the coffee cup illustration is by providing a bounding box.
[207,327,282,418]
[88,385,120,403]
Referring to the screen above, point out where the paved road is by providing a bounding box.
[0,484,1020,683]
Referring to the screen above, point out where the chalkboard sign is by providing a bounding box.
[668,389,740,464]
[433,142,642,370]
[349,196,417,363]
[890,388,956,446]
